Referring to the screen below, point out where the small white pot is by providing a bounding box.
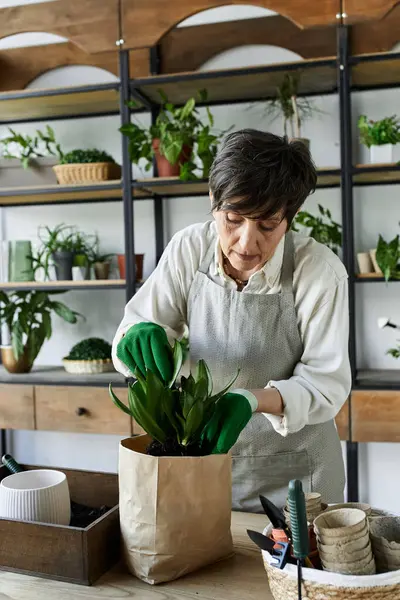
[370,144,393,164]
[357,252,373,274]
[0,469,71,525]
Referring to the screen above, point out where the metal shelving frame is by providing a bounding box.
[0,16,399,493]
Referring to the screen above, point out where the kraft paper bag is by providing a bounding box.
[119,435,234,584]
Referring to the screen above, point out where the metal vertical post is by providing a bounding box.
[119,50,136,302]
[0,429,6,457]
[150,45,165,264]
[338,24,359,502]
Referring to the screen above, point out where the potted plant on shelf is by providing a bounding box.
[53,149,121,185]
[264,73,314,148]
[375,233,400,282]
[119,90,227,180]
[291,204,342,255]
[63,337,114,374]
[0,290,82,373]
[358,114,400,164]
[117,253,144,282]
[0,125,62,186]
[86,234,114,280]
[109,335,250,584]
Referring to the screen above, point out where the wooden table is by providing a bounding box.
[0,513,273,600]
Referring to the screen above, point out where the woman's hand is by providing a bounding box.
[116,322,174,383]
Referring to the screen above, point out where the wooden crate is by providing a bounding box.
[0,465,120,585]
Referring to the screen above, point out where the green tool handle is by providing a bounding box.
[287,479,310,560]
[1,454,24,474]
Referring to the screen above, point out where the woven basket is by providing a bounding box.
[262,523,400,600]
[62,359,115,374]
[53,162,121,184]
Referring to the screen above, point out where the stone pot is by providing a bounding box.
[0,157,58,187]
[73,253,90,280]
[152,138,192,177]
[1,345,33,374]
[94,261,110,280]
[52,251,74,281]
[370,143,393,164]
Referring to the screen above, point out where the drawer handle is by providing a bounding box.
[76,407,88,416]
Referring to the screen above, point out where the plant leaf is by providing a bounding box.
[168,339,184,388]
[11,321,24,360]
[109,384,132,417]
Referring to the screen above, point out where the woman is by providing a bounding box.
[112,129,351,512]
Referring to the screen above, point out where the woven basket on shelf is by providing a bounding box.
[53,162,121,184]
[262,523,400,600]
[62,358,115,374]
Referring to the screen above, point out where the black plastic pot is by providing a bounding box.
[52,251,74,280]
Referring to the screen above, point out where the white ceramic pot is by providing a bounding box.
[370,144,393,164]
[0,469,71,525]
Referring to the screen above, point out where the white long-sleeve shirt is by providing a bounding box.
[112,221,351,437]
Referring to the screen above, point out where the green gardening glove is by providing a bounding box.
[116,322,174,383]
[201,392,253,455]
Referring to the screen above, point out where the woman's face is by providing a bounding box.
[213,204,288,277]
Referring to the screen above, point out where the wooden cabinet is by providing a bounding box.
[0,385,35,430]
[351,390,400,443]
[335,399,350,441]
[35,386,132,435]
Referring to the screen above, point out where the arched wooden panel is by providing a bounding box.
[121,0,341,50]
[351,2,400,52]
[0,0,120,54]
[344,0,399,22]
[0,43,149,92]
[160,17,337,74]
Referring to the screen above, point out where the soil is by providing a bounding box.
[70,501,110,528]
[146,438,205,457]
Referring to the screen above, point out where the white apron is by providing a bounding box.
[187,226,345,512]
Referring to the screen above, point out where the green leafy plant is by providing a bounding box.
[0,290,82,369]
[292,205,342,254]
[28,224,96,280]
[59,149,116,165]
[0,125,63,169]
[358,115,400,148]
[387,343,400,359]
[64,337,112,361]
[109,338,239,456]
[86,233,114,265]
[264,73,314,138]
[376,234,400,282]
[120,90,227,180]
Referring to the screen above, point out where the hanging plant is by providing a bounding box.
[292,204,342,255]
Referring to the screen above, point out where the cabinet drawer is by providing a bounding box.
[35,386,132,435]
[352,390,400,443]
[0,385,35,430]
[335,399,349,441]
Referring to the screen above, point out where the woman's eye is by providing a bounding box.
[226,216,242,225]
[259,225,274,232]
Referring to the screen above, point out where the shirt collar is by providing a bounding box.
[213,234,285,287]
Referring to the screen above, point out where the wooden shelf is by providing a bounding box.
[0,279,126,291]
[134,169,342,196]
[0,84,128,123]
[356,369,400,390]
[0,365,127,387]
[0,180,150,206]
[351,52,400,91]
[131,57,338,106]
[353,163,400,186]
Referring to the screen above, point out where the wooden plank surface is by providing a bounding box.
[0,512,271,600]
[344,0,398,22]
[35,386,132,435]
[0,384,35,430]
[0,279,125,290]
[122,0,340,51]
[0,366,127,387]
[352,390,400,442]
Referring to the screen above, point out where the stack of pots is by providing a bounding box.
[370,517,400,573]
[314,508,376,575]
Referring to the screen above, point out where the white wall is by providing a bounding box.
[0,3,399,509]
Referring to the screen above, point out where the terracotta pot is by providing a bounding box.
[94,261,110,280]
[152,138,192,177]
[117,254,144,282]
[1,345,33,373]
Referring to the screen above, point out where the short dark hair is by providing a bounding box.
[209,129,317,225]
